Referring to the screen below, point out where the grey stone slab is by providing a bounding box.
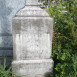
[12,17,53,34]
[0,36,13,48]
[0,0,25,34]
[16,6,49,17]
[26,0,38,5]
[0,33,12,36]
[0,50,13,57]
[12,0,54,77]
[0,57,13,68]
[12,59,54,77]
[12,17,53,60]
[13,34,52,60]
[0,0,25,67]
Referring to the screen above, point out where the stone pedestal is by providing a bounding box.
[12,0,54,77]
[12,59,53,77]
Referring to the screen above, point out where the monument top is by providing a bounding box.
[16,0,49,17]
[26,0,38,5]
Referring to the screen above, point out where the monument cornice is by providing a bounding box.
[16,0,49,17]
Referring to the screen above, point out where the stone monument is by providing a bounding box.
[12,0,54,77]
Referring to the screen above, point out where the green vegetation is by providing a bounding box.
[0,0,77,77]
[0,58,11,77]
[47,0,77,77]
[0,58,16,77]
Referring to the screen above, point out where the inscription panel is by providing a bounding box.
[14,34,51,60]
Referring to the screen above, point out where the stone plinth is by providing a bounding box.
[12,0,54,77]
[12,59,53,77]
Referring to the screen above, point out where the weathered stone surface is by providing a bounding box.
[0,50,13,57]
[12,0,54,76]
[0,0,25,66]
[12,17,53,60]
[16,6,49,17]
[12,59,54,77]
[26,0,38,5]
[12,17,53,34]
[0,36,13,48]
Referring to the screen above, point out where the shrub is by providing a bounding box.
[47,0,77,77]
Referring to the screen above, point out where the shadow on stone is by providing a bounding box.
[45,71,53,77]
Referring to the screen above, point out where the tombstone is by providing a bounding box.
[12,0,54,77]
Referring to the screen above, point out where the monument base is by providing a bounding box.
[12,59,54,77]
